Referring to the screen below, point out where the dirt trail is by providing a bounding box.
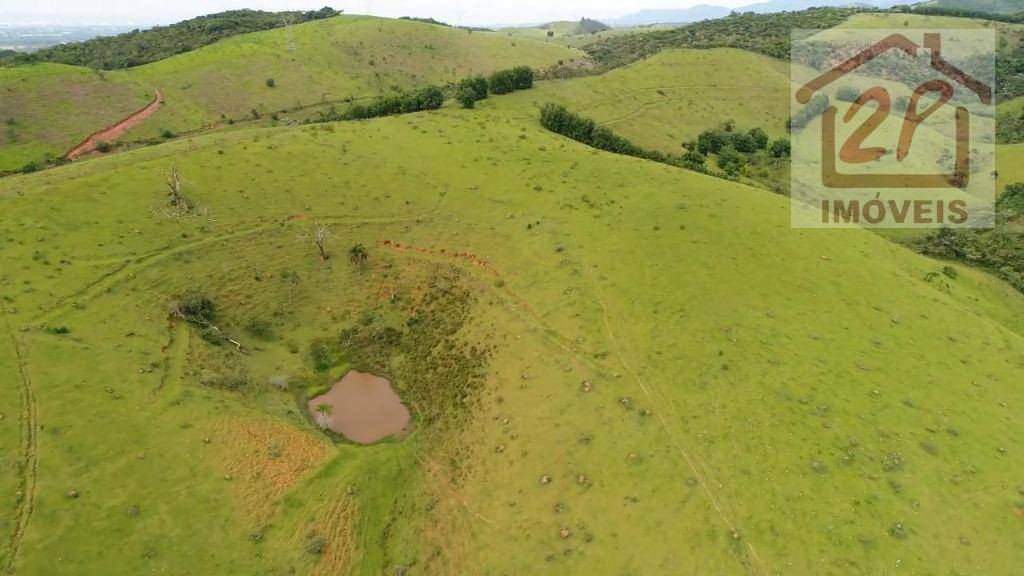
[66,89,163,160]
[4,336,37,574]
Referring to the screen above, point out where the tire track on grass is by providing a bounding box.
[33,207,445,325]
[3,333,37,574]
[381,245,764,574]
[585,267,765,576]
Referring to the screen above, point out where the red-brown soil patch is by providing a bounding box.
[377,239,501,277]
[66,89,163,159]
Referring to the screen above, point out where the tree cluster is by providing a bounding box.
[917,182,1024,294]
[320,85,445,121]
[455,76,489,109]
[488,66,534,95]
[787,93,829,133]
[685,123,787,177]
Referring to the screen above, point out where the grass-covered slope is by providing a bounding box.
[0,64,150,172]
[583,8,862,68]
[115,15,582,139]
[0,15,582,172]
[1,104,1022,575]
[489,48,791,153]
[31,8,342,69]
[918,1,1024,16]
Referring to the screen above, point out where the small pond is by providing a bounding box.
[308,370,411,444]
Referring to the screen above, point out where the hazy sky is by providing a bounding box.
[0,1,753,27]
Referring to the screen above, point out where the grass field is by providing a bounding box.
[840,11,1023,33]
[116,15,584,140]
[0,63,150,172]
[999,96,1024,116]
[488,48,792,154]
[499,23,677,49]
[997,143,1024,191]
[1,99,1022,575]
[0,15,582,173]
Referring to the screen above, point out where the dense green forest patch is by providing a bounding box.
[18,7,341,69]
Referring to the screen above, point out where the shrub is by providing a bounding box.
[717,146,746,176]
[488,69,516,94]
[339,85,444,120]
[265,78,275,88]
[747,127,769,150]
[510,66,534,90]
[160,128,175,139]
[696,130,727,154]
[456,76,488,108]
[170,292,216,325]
[305,534,326,555]
[466,75,488,100]
[836,84,860,102]
[455,84,476,109]
[681,149,706,170]
[998,182,1024,215]
[245,317,273,339]
[787,93,829,133]
[95,141,112,153]
[770,137,791,158]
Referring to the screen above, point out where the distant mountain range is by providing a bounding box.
[608,0,909,26]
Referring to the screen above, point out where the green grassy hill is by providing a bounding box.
[1,100,1022,575]
[0,64,150,172]
[488,48,791,153]
[0,15,582,172]
[919,0,1024,16]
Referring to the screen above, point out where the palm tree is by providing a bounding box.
[349,243,368,266]
[313,404,332,430]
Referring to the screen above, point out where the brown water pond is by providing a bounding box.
[308,370,411,444]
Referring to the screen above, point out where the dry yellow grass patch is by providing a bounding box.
[212,418,330,520]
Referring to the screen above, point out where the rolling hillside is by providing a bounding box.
[1,97,1022,575]
[919,0,1024,16]
[488,48,791,153]
[2,6,1024,576]
[0,64,150,172]
[0,15,582,172]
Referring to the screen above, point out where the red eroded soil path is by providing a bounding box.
[65,89,163,160]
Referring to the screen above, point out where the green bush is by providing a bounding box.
[170,292,216,325]
[488,69,516,95]
[836,84,860,102]
[337,85,445,121]
[717,146,747,176]
[770,138,791,158]
[466,76,489,100]
[265,78,276,88]
[455,84,477,109]
[510,66,534,90]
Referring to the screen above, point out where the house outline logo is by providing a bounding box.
[795,32,992,189]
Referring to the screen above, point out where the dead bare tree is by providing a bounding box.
[166,165,189,209]
[313,222,333,261]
